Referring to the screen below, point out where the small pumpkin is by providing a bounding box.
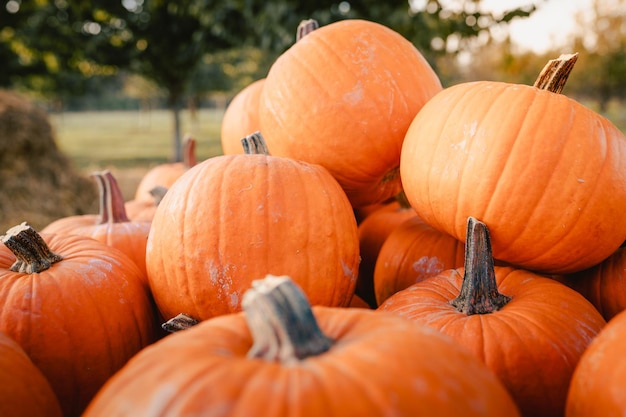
[0,330,63,417]
[400,53,626,274]
[43,170,152,280]
[84,275,520,417]
[0,222,157,417]
[259,19,442,208]
[374,215,465,306]
[146,133,360,321]
[133,134,197,202]
[379,217,606,417]
[566,307,626,416]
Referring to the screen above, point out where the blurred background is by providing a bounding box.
[0,0,624,230]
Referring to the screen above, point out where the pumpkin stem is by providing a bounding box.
[161,313,199,333]
[533,53,578,94]
[241,131,270,155]
[1,222,63,274]
[182,134,197,169]
[243,275,333,364]
[149,185,168,206]
[296,19,319,41]
[92,170,130,224]
[450,217,511,315]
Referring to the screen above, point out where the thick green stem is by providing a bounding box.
[450,217,511,315]
[243,275,333,364]
[533,53,578,94]
[2,222,63,274]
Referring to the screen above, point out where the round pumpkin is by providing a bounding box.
[43,170,152,281]
[374,215,465,305]
[84,275,520,417]
[379,217,606,417]
[0,330,63,417]
[134,134,197,202]
[220,78,265,155]
[399,54,626,274]
[146,133,360,321]
[259,19,442,208]
[566,307,626,416]
[0,222,157,417]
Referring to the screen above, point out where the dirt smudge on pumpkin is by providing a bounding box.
[412,256,444,282]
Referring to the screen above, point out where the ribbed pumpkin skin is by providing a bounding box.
[379,267,606,417]
[221,78,265,155]
[146,154,360,321]
[259,19,442,208]
[0,233,157,417]
[566,308,626,416]
[374,215,465,305]
[559,246,626,321]
[400,81,626,274]
[0,331,63,417]
[83,307,521,417]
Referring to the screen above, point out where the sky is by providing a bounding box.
[478,0,594,53]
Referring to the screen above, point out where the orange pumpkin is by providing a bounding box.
[566,307,626,416]
[134,134,197,202]
[400,54,626,274]
[220,78,265,155]
[0,330,63,417]
[356,197,416,307]
[374,215,465,305]
[259,19,442,208]
[43,170,152,280]
[0,223,157,417]
[84,275,520,417]
[557,245,626,321]
[146,133,360,321]
[379,217,606,417]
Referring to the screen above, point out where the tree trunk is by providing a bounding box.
[169,90,183,163]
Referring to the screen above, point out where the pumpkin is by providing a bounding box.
[0,222,157,417]
[124,185,167,223]
[259,19,442,208]
[84,275,520,417]
[43,170,152,281]
[0,330,63,417]
[220,20,319,155]
[557,245,626,321]
[220,78,266,155]
[133,133,197,202]
[400,53,626,274]
[146,133,360,321]
[356,194,416,307]
[374,215,465,305]
[379,217,606,417]
[566,307,626,416]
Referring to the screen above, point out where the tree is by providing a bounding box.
[5,0,537,161]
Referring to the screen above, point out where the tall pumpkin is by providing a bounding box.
[259,19,442,208]
[146,133,360,321]
[400,53,626,274]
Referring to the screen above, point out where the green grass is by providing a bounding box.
[51,108,226,171]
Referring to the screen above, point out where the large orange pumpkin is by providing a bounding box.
[0,223,157,417]
[0,330,63,417]
[146,133,360,321]
[379,217,606,417]
[84,275,520,417]
[400,54,626,274]
[259,19,442,208]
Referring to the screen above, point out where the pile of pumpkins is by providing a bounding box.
[1,18,626,417]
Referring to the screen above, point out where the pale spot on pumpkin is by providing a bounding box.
[412,256,444,281]
[343,81,364,105]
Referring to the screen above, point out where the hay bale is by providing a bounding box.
[0,90,98,233]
